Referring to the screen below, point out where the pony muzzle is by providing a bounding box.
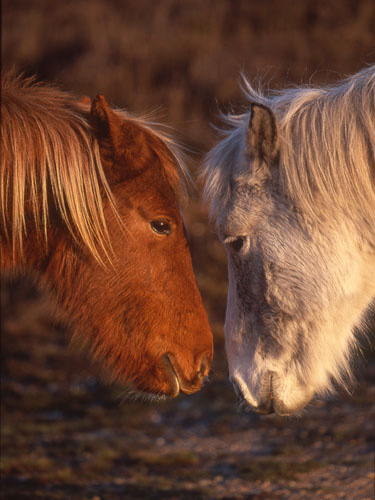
[232,372,315,416]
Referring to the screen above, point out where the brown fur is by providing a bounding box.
[1,72,213,397]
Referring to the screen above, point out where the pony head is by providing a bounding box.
[202,67,375,415]
[1,75,213,398]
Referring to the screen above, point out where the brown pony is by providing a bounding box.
[0,72,213,398]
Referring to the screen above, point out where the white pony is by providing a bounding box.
[202,66,375,415]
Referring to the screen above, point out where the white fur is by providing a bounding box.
[201,66,375,414]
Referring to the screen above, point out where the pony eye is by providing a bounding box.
[228,236,245,253]
[150,220,172,236]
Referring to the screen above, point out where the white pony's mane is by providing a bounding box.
[202,66,375,239]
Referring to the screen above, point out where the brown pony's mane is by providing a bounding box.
[1,72,187,264]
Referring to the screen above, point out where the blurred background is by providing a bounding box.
[1,1,374,499]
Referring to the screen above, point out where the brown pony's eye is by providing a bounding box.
[228,236,245,253]
[150,220,172,236]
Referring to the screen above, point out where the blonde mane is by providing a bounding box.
[1,73,187,264]
[202,66,375,242]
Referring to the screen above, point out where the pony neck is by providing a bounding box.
[1,229,77,284]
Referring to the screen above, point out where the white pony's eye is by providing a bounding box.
[225,236,246,254]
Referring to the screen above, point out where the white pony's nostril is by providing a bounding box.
[231,374,274,414]
[232,379,245,400]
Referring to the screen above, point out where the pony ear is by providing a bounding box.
[248,103,278,164]
[90,94,152,185]
[90,94,124,156]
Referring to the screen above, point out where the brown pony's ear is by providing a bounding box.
[248,103,278,165]
[90,94,124,157]
[90,94,151,184]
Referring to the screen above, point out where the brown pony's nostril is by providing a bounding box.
[198,353,210,377]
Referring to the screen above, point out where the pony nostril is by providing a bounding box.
[197,353,210,377]
[199,355,207,375]
[231,378,274,414]
[232,379,245,400]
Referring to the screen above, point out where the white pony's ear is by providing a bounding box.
[248,103,278,164]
